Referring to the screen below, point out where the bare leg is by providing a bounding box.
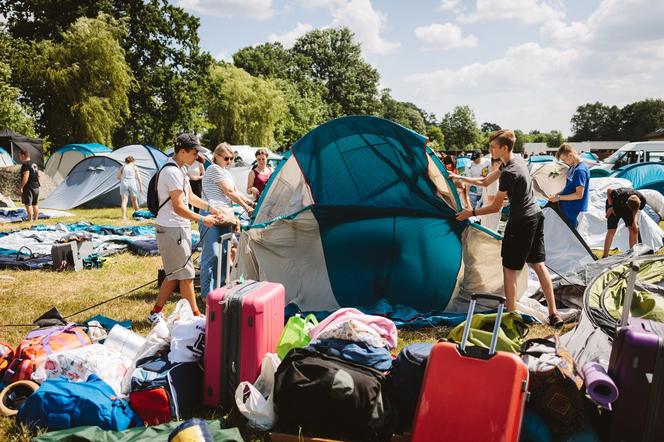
[120,194,128,220]
[154,278,178,309]
[603,229,616,258]
[529,262,558,315]
[628,227,638,249]
[503,267,519,311]
[178,279,199,313]
[32,205,39,222]
[25,205,33,222]
[130,195,139,211]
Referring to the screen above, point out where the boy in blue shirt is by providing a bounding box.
[549,144,589,227]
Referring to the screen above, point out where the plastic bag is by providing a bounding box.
[235,353,280,430]
[168,300,205,363]
[276,314,318,359]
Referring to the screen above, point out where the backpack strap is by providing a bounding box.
[156,163,180,214]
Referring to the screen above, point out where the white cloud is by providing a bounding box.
[415,23,477,50]
[297,0,400,55]
[439,0,460,11]
[178,0,274,20]
[457,0,564,25]
[540,19,591,47]
[214,52,232,62]
[268,23,315,48]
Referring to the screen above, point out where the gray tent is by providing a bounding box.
[41,144,167,209]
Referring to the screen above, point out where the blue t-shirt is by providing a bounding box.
[560,162,589,227]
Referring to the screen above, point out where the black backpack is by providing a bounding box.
[273,347,395,441]
[147,163,179,216]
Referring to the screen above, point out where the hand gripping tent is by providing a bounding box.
[41,144,167,210]
[44,143,112,184]
[236,116,527,312]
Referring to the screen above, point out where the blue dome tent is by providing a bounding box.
[612,162,664,191]
[44,143,112,184]
[235,116,541,312]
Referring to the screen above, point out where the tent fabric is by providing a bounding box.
[640,179,664,195]
[576,177,664,252]
[639,189,664,219]
[0,147,14,167]
[0,128,44,168]
[44,143,112,184]
[612,162,664,190]
[529,155,555,163]
[541,206,596,276]
[530,161,569,200]
[41,145,167,209]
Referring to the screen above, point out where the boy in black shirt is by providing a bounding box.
[453,130,562,326]
[18,149,40,222]
[602,187,646,258]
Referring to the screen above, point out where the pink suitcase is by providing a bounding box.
[203,234,285,410]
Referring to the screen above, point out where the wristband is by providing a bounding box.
[472,209,476,217]
[206,204,210,212]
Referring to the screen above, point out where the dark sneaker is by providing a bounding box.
[548,312,564,328]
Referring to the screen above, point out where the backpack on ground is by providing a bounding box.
[147,163,178,216]
[389,342,434,432]
[2,324,91,384]
[273,347,395,441]
[18,375,141,431]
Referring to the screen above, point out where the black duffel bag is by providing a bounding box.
[273,347,395,441]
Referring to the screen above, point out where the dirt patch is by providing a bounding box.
[0,165,58,202]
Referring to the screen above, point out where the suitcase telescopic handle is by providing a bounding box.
[619,261,641,328]
[459,294,506,356]
[216,233,235,289]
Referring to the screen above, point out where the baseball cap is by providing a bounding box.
[471,149,482,161]
[174,133,207,155]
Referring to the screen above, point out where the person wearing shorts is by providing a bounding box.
[454,130,562,327]
[602,187,646,258]
[117,155,142,221]
[18,150,40,222]
[149,133,223,325]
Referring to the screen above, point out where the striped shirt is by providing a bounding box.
[202,164,233,208]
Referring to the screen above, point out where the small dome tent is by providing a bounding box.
[0,147,14,167]
[44,143,112,184]
[236,116,529,312]
[41,144,167,209]
[612,162,664,190]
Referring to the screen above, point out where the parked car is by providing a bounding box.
[590,141,664,177]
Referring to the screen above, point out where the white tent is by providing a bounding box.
[0,147,15,167]
[41,145,167,209]
[44,143,111,184]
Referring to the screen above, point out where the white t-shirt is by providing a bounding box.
[481,179,500,232]
[156,160,191,227]
[201,164,233,208]
[466,159,490,196]
[121,164,138,182]
[187,160,204,180]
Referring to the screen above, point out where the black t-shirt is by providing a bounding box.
[20,160,40,189]
[611,188,646,213]
[498,156,540,220]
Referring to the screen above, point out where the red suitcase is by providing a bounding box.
[608,261,664,442]
[203,234,285,410]
[411,294,529,442]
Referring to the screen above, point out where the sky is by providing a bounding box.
[176,0,664,136]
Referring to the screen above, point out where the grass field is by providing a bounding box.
[0,207,660,440]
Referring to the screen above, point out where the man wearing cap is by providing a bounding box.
[149,133,223,324]
[466,149,490,210]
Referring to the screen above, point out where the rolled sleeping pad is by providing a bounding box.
[582,362,619,409]
[0,380,39,417]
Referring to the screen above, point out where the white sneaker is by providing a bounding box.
[148,310,165,325]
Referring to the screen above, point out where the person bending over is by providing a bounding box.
[602,187,646,258]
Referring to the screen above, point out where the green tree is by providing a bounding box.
[619,99,664,141]
[569,102,621,141]
[13,15,133,146]
[292,27,381,116]
[546,130,565,147]
[481,122,501,133]
[233,42,294,80]
[0,35,36,136]
[440,105,480,151]
[1,0,211,148]
[380,89,426,134]
[513,130,528,153]
[273,78,329,148]
[426,125,445,150]
[205,64,286,147]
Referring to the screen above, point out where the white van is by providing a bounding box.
[590,141,664,176]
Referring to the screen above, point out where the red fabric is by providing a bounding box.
[129,388,172,425]
[252,168,272,195]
